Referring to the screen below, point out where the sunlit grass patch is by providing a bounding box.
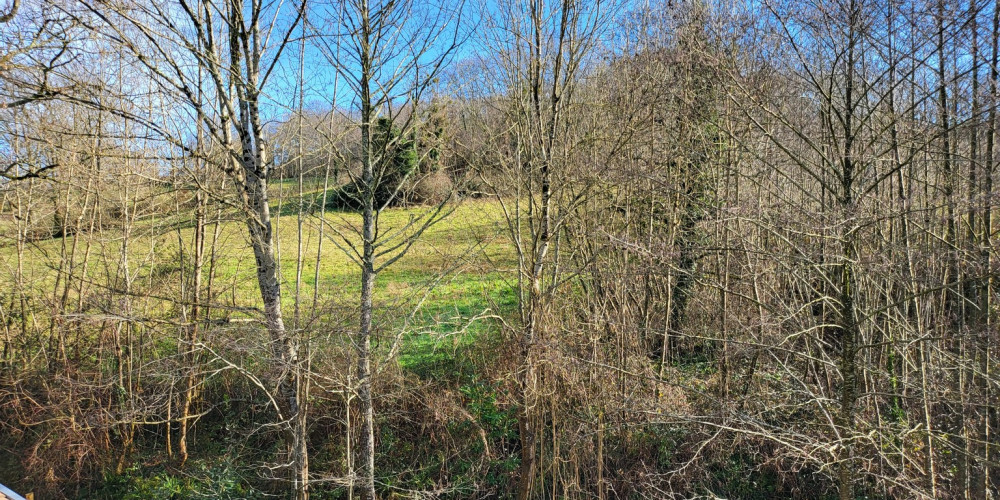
[0,193,519,373]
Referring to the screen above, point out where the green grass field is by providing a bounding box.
[0,190,520,373]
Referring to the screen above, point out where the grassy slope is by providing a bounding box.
[0,191,519,371]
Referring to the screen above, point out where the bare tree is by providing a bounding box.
[476,0,624,496]
[314,0,463,496]
[64,0,312,496]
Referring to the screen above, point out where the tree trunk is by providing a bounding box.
[356,7,377,494]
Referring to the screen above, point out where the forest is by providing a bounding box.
[0,0,997,498]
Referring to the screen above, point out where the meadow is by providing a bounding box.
[0,188,519,373]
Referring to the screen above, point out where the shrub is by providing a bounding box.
[409,170,453,205]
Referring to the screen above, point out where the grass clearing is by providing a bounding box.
[0,191,519,375]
